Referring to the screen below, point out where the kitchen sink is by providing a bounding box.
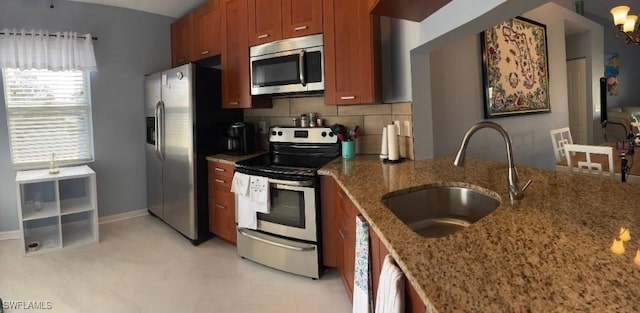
[382,185,501,238]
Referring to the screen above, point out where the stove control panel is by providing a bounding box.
[269,127,338,144]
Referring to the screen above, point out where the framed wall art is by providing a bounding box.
[480,16,550,118]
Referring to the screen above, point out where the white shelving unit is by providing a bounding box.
[16,165,98,256]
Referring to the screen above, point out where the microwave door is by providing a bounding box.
[251,53,304,95]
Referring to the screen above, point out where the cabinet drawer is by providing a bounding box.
[211,176,232,192]
[208,161,235,178]
[211,190,234,210]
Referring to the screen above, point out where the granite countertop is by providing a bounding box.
[206,152,265,165]
[319,155,640,312]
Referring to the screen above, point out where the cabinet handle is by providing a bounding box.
[215,204,227,210]
[338,229,346,239]
[257,34,269,39]
[294,25,308,31]
[340,96,356,100]
[215,179,225,184]
[177,58,185,63]
[200,50,210,55]
[229,101,239,105]
[214,167,226,172]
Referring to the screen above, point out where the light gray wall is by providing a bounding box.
[585,13,640,108]
[0,0,174,232]
[412,2,603,171]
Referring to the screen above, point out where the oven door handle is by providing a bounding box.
[238,229,316,252]
[268,178,313,187]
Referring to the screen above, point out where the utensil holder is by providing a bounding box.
[342,140,355,159]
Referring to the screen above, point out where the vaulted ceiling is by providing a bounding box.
[64,0,619,21]
[65,0,207,18]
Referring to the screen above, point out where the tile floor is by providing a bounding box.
[0,215,351,313]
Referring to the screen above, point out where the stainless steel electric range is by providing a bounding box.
[234,127,339,279]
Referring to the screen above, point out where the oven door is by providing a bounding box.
[255,178,317,242]
[250,46,324,96]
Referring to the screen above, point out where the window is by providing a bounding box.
[3,69,94,169]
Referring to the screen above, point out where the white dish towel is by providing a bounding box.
[231,172,257,229]
[249,175,270,214]
[375,254,405,313]
[353,215,373,313]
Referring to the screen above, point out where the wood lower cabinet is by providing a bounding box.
[282,0,323,38]
[323,0,381,105]
[221,0,271,109]
[338,187,357,300]
[193,0,222,60]
[171,13,194,67]
[370,227,426,313]
[320,176,339,267]
[208,160,237,244]
[321,176,425,312]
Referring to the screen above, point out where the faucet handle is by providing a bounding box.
[521,179,533,192]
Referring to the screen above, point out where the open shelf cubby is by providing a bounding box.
[16,165,99,256]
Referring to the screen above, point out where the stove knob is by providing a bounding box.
[271,130,276,136]
[278,131,283,136]
[328,132,334,137]
[321,131,327,137]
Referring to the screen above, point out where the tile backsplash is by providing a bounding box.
[244,97,414,159]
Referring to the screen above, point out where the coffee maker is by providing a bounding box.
[223,122,255,155]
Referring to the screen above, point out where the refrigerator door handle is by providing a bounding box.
[156,101,165,161]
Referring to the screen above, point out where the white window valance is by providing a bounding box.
[0,29,97,71]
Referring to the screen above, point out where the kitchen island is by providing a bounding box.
[319,155,640,312]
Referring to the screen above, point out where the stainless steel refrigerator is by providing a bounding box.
[145,63,242,245]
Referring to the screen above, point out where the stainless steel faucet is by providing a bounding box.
[453,121,532,204]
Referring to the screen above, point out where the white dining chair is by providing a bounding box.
[550,127,573,162]
[563,144,614,179]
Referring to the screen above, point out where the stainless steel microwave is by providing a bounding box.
[249,34,324,96]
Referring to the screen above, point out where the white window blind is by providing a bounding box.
[3,68,94,169]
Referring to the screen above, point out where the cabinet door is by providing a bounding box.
[370,225,425,312]
[282,0,322,38]
[212,190,237,244]
[323,0,381,105]
[248,0,283,46]
[221,0,272,109]
[171,13,194,67]
[338,187,356,300]
[194,0,222,60]
[221,0,248,108]
[320,176,338,267]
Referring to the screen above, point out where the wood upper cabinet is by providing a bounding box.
[248,0,322,46]
[221,0,272,109]
[208,161,237,244]
[171,13,194,67]
[323,0,381,105]
[282,0,323,38]
[193,0,222,60]
[248,0,283,46]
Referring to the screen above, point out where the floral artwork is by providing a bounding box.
[481,17,551,118]
[604,53,619,96]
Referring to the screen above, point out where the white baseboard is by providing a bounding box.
[0,230,20,240]
[99,208,149,225]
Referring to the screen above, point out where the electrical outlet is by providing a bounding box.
[404,120,412,137]
[258,120,268,135]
